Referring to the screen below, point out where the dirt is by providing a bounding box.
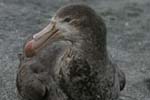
[0,0,150,100]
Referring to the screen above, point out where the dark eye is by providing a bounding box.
[63,17,72,22]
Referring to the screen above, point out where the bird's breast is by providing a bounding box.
[34,40,73,74]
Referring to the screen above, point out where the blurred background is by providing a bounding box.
[0,0,150,100]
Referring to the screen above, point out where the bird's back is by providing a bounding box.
[58,53,125,100]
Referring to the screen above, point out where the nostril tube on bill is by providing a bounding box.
[33,22,56,41]
[24,21,58,58]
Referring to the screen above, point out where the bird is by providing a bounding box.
[16,4,126,100]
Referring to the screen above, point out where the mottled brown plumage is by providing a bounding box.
[16,4,125,100]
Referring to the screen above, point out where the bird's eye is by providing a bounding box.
[63,17,72,23]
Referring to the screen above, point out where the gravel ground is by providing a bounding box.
[0,0,150,100]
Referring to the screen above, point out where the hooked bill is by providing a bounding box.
[24,40,35,57]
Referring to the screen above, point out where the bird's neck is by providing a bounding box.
[84,40,107,61]
[73,37,108,62]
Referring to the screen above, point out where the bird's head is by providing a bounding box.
[24,4,106,57]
